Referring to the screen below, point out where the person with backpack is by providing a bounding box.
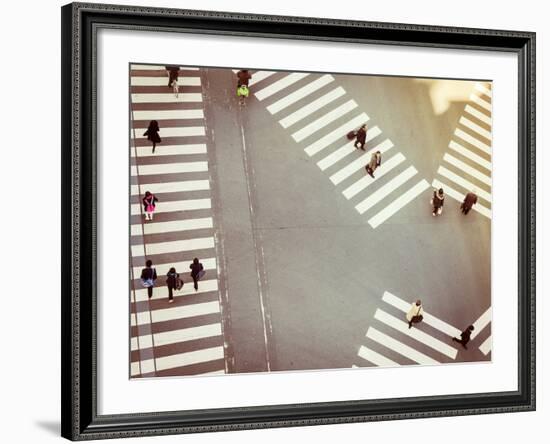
[142,191,158,221]
[406,300,424,329]
[140,259,157,299]
[189,258,204,291]
[166,267,182,303]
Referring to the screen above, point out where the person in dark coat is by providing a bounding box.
[140,259,157,299]
[354,124,367,150]
[237,69,252,88]
[189,257,204,291]
[142,191,158,221]
[452,325,475,349]
[431,188,445,216]
[166,267,180,303]
[165,65,179,88]
[143,120,161,153]
[461,190,478,215]
[366,151,381,178]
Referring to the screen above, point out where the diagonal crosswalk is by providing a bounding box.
[129,64,226,378]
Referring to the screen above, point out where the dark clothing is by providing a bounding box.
[165,65,179,88]
[453,327,473,349]
[140,267,157,298]
[143,122,161,144]
[354,127,367,150]
[237,70,252,87]
[461,192,478,214]
[432,191,444,214]
[142,194,158,212]
[166,271,180,301]
[189,262,204,290]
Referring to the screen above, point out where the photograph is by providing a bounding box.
[129,64,493,378]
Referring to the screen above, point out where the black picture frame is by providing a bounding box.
[61,2,536,440]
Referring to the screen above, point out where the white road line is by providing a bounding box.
[131,361,141,376]
[137,346,225,372]
[131,180,210,196]
[132,109,205,120]
[131,93,203,103]
[131,76,201,86]
[131,217,213,236]
[255,72,310,101]
[366,327,439,365]
[432,179,491,219]
[131,236,215,257]
[479,335,492,355]
[464,105,491,126]
[470,93,491,112]
[459,116,491,141]
[471,307,492,339]
[131,162,208,176]
[382,291,462,337]
[356,166,417,214]
[343,153,405,199]
[133,127,205,139]
[291,100,357,142]
[279,87,347,129]
[130,198,211,215]
[374,309,458,359]
[357,345,399,367]
[317,126,382,171]
[437,166,492,202]
[131,144,207,158]
[454,128,491,155]
[131,323,222,351]
[475,83,492,98]
[132,258,217,278]
[329,139,393,185]
[443,153,492,186]
[133,281,219,305]
[368,179,430,228]
[249,71,276,86]
[449,140,491,171]
[267,75,334,114]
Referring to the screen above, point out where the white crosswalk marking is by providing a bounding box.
[454,128,491,155]
[292,100,358,142]
[131,198,211,215]
[132,323,222,351]
[131,76,201,86]
[132,237,215,257]
[249,71,276,86]
[133,281,219,304]
[431,179,491,219]
[131,217,213,236]
[475,83,492,98]
[279,87,347,129]
[368,179,430,228]
[459,116,491,141]
[133,127,205,138]
[131,93,203,103]
[437,166,491,202]
[479,335,492,355]
[132,109,205,120]
[141,346,224,372]
[267,75,334,114]
[255,73,310,101]
[357,345,399,367]
[131,180,210,196]
[471,307,492,339]
[131,162,208,176]
[131,144,207,158]
[366,327,439,365]
[464,105,491,126]
[443,153,491,186]
[470,93,491,112]
[132,258,217,278]
[448,140,491,171]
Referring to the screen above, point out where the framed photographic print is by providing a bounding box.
[61,2,536,440]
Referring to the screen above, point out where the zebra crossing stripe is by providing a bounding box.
[443,153,492,186]
[479,335,492,355]
[133,282,220,305]
[255,73,310,101]
[470,307,492,339]
[357,345,399,367]
[131,236,215,257]
[437,166,492,202]
[470,94,491,112]
[329,138,393,185]
[279,87,347,129]
[132,109,205,120]
[292,100,358,142]
[459,116,491,141]
[249,71,276,86]
[317,126,382,171]
[366,327,439,365]
[475,83,492,98]
[454,128,491,155]
[343,153,406,199]
[130,198,211,215]
[267,75,334,114]
[464,105,491,126]
[431,179,491,219]
[131,323,222,351]
[368,179,430,228]
[374,309,458,359]
[138,346,225,372]
[131,76,201,86]
[356,166,417,214]
[382,291,462,337]
[132,257,217,278]
[130,217,213,236]
[131,144,207,158]
[131,162,208,176]
[131,93,203,103]
[131,180,210,196]
[449,140,491,171]
[133,126,205,138]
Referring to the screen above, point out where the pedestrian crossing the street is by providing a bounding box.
[433,82,492,219]
[233,69,430,228]
[130,64,226,378]
[352,291,492,368]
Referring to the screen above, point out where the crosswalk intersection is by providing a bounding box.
[130,64,226,378]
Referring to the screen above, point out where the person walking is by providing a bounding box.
[354,124,367,150]
[142,191,158,221]
[431,187,445,216]
[461,190,478,215]
[406,300,424,329]
[165,267,181,303]
[143,120,161,153]
[165,65,179,88]
[140,259,157,299]
[452,325,475,349]
[366,150,382,178]
[189,257,204,291]
[237,69,252,87]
